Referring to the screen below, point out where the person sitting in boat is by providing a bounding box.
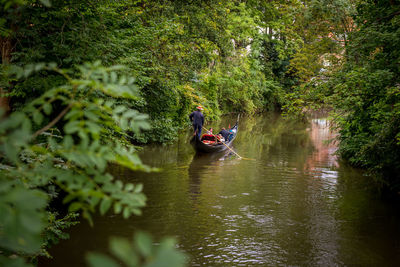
[189,106,204,139]
[216,134,225,143]
[207,128,213,134]
[218,128,230,141]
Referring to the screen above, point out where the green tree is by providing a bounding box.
[2,0,296,144]
[0,62,185,266]
[327,0,400,192]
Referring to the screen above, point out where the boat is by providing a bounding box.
[190,119,239,153]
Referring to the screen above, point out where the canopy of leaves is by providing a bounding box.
[1,0,312,143]
[0,62,155,265]
[327,0,400,192]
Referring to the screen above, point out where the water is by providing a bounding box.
[41,113,400,266]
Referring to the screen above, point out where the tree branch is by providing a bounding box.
[32,103,73,139]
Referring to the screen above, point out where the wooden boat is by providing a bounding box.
[190,120,238,153]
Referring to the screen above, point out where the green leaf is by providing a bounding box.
[125,183,134,192]
[110,72,117,83]
[63,135,74,149]
[131,209,142,216]
[0,185,47,254]
[109,237,137,267]
[86,121,102,135]
[3,141,18,163]
[134,184,143,193]
[122,207,131,219]
[64,120,81,134]
[114,106,127,114]
[43,102,52,115]
[100,198,112,215]
[40,0,51,7]
[34,63,46,72]
[114,202,122,214]
[116,180,123,190]
[63,193,78,204]
[69,202,82,212]
[23,64,34,77]
[119,76,127,85]
[83,211,94,227]
[48,62,57,69]
[86,253,120,267]
[84,110,99,122]
[134,232,153,258]
[32,110,43,125]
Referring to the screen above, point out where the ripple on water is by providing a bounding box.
[40,113,400,267]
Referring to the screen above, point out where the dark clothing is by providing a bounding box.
[193,124,202,139]
[218,129,230,140]
[189,110,204,126]
[189,110,204,139]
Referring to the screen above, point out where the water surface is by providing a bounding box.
[41,113,400,266]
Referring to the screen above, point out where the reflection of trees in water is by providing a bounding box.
[238,113,346,265]
[239,113,312,166]
[239,113,338,172]
[305,119,338,170]
[188,151,233,204]
[290,118,341,265]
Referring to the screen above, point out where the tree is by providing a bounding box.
[327,0,400,192]
[0,61,185,266]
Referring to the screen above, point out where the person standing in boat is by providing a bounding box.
[189,106,204,139]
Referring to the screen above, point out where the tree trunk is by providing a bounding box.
[0,37,12,116]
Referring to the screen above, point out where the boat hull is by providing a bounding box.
[190,123,238,153]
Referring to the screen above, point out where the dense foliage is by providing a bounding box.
[283,0,400,192]
[328,0,400,192]
[1,0,400,266]
[2,0,309,142]
[0,61,185,266]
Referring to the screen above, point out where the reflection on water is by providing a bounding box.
[188,150,234,205]
[40,113,400,267]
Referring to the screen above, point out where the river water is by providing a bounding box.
[41,113,400,266]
